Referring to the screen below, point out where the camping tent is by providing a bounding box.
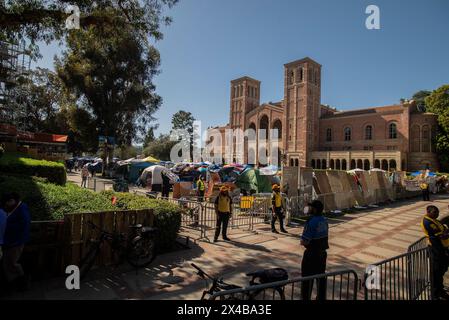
[140,165,179,185]
[128,161,154,183]
[236,168,272,193]
[142,155,160,163]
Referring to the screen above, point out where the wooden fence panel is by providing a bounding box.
[25,209,155,279]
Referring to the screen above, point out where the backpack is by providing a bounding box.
[247,268,289,284]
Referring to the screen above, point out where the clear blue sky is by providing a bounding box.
[34,0,449,136]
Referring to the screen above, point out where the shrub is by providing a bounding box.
[0,175,182,252]
[0,153,66,185]
[101,191,182,252]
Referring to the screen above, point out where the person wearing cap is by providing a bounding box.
[271,184,287,234]
[421,205,449,300]
[300,200,329,300]
[214,186,233,242]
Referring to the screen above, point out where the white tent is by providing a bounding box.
[140,165,179,185]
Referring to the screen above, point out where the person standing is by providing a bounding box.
[421,205,449,300]
[271,184,287,234]
[197,176,206,202]
[161,172,171,198]
[420,180,431,201]
[0,207,6,260]
[300,200,329,301]
[214,186,233,242]
[81,166,89,188]
[2,193,31,291]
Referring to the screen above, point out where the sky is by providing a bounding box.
[33,0,449,136]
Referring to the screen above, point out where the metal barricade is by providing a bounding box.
[364,247,433,300]
[408,237,428,252]
[209,269,359,300]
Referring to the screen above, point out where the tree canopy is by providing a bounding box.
[0,0,178,58]
[425,85,449,172]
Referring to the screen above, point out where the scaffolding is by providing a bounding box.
[0,40,31,124]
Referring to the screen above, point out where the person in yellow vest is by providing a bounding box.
[213,186,233,242]
[420,180,431,201]
[271,184,287,234]
[197,176,206,202]
[421,205,449,300]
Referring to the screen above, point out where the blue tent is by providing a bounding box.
[411,171,436,177]
[128,161,155,183]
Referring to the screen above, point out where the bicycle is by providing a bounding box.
[191,263,287,300]
[79,221,157,279]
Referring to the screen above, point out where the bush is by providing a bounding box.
[0,175,182,252]
[0,153,66,185]
[0,175,115,220]
[101,191,182,252]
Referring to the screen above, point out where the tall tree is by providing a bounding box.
[425,85,449,172]
[412,90,432,112]
[0,0,178,58]
[143,134,177,161]
[55,8,165,167]
[171,110,196,161]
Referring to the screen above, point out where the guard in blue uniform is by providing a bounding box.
[300,200,329,300]
[421,205,449,300]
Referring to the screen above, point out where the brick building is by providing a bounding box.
[208,57,438,171]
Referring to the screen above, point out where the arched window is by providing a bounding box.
[411,124,420,152]
[365,125,373,140]
[389,123,398,139]
[364,160,370,171]
[341,159,347,170]
[311,159,316,169]
[317,159,322,169]
[421,125,430,152]
[326,128,332,142]
[336,159,341,170]
[322,159,327,169]
[344,127,352,141]
[299,67,304,82]
[330,159,335,170]
[294,159,299,167]
[350,159,356,170]
[374,159,381,169]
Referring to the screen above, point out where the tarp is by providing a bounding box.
[128,161,154,183]
[236,168,272,193]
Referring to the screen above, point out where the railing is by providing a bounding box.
[209,269,359,300]
[408,237,428,252]
[364,247,432,300]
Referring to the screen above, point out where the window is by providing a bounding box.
[344,127,352,141]
[326,128,332,142]
[389,123,398,139]
[365,125,373,140]
[299,67,304,82]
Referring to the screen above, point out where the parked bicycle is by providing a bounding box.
[191,263,288,300]
[79,221,157,279]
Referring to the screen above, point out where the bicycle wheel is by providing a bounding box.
[126,236,156,268]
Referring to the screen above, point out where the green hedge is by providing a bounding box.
[101,191,182,252]
[0,175,182,252]
[0,153,66,185]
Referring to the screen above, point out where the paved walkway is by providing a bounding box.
[9,192,449,300]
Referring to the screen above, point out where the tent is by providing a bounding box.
[140,165,179,185]
[142,155,160,163]
[236,168,273,193]
[128,161,154,183]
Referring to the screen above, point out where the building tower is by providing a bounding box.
[229,77,260,162]
[229,76,261,131]
[283,58,321,167]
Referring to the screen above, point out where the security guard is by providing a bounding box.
[197,176,206,202]
[271,184,287,234]
[420,180,431,201]
[214,186,233,242]
[300,200,329,300]
[421,205,449,300]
